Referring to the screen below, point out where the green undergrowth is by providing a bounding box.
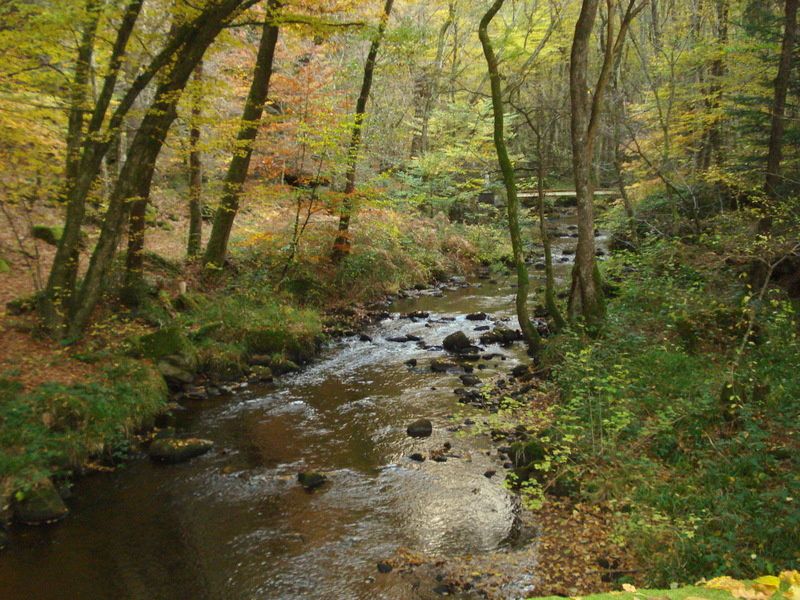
[532,587,735,600]
[0,359,167,496]
[526,237,799,586]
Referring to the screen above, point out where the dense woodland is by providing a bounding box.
[0,0,799,597]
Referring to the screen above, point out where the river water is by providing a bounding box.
[0,207,603,600]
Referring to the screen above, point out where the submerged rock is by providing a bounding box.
[149,437,213,464]
[459,374,481,387]
[442,331,472,353]
[479,326,522,346]
[297,472,327,491]
[430,359,458,373]
[377,561,393,574]
[13,478,68,525]
[409,453,425,462]
[403,311,429,320]
[407,418,433,438]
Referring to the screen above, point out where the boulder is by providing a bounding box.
[459,374,481,387]
[30,224,63,246]
[13,478,68,525]
[248,365,273,382]
[249,354,272,366]
[509,439,546,468]
[148,437,213,464]
[442,331,472,353]
[377,561,393,574]
[157,359,195,388]
[269,355,300,375]
[465,312,487,321]
[403,311,429,319]
[183,385,209,401]
[407,418,433,438]
[511,364,531,378]
[297,472,327,490]
[479,326,522,346]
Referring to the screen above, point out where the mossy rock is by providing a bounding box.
[136,327,197,364]
[190,321,224,342]
[13,478,68,525]
[249,365,273,382]
[509,439,546,468]
[5,294,38,316]
[197,344,247,381]
[0,258,10,274]
[268,354,300,376]
[297,471,327,490]
[148,437,213,464]
[244,328,316,364]
[172,293,201,313]
[31,224,63,246]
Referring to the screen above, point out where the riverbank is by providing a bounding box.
[0,206,505,537]
[390,226,800,596]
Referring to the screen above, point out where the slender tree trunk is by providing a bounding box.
[204,6,280,270]
[568,0,605,325]
[411,4,453,157]
[187,61,204,258]
[331,0,395,261]
[762,0,798,218]
[568,0,642,325]
[536,134,565,332]
[479,0,540,353]
[39,0,102,328]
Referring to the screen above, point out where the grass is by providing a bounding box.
[0,358,167,494]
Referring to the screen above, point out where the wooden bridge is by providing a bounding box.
[518,189,617,207]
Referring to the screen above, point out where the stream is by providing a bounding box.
[0,206,606,600]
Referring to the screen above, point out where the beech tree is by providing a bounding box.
[204,1,281,271]
[479,0,541,353]
[331,0,395,261]
[568,0,644,326]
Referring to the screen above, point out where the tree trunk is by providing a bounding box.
[568,0,605,325]
[763,0,798,211]
[39,0,103,329]
[568,0,642,325]
[331,0,395,262]
[187,61,204,258]
[410,4,453,158]
[479,0,541,354]
[537,135,565,332]
[204,6,280,270]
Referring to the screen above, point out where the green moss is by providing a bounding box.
[0,359,168,496]
[135,327,197,364]
[533,587,736,600]
[196,342,248,381]
[30,224,63,246]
